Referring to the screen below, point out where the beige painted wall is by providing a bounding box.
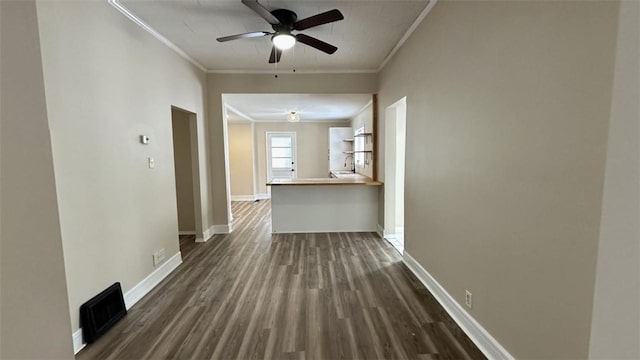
[350,102,374,179]
[207,73,377,224]
[377,1,619,358]
[589,1,640,358]
[171,109,196,231]
[0,1,74,357]
[228,122,255,197]
[255,121,348,194]
[36,1,209,333]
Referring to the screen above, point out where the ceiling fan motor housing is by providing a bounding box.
[271,9,297,32]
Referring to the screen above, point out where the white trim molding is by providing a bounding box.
[178,230,196,236]
[231,195,258,202]
[72,251,183,354]
[199,225,215,242]
[108,0,206,72]
[198,224,232,243]
[255,193,270,200]
[356,99,374,118]
[123,252,183,308]
[377,0,438,72]
[403,252,515,360]
[212,224,233,234]
[225,104,255,123]
[109,0,436,75]
[376,224,384,239]
[72,329,85,354]
[207,69,377,75]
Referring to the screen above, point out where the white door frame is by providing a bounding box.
[384,97,407,254]
[171,106,205,242]
[266,132,297,191]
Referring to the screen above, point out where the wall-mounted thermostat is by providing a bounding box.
[140,135,150,144]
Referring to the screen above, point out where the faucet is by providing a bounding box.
[344,154,355,172]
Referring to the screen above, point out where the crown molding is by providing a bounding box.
[224,103,255,122]
[207,69,377,75]
[108,0,436,75]
[251,119,350,123]
[377,0,437,72]
[108,0,207,72]
[355,99,374,118]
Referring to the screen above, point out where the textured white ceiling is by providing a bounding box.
[117,0,429,72]
[224,94,371,122]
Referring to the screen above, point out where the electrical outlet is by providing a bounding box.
[465,290,473,309]
[153,248,166,266]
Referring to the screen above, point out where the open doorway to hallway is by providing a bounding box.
[384,97,407,254]
[171,106,204,254]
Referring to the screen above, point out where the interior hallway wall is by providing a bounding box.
[36,1,209,335]
[228,122,255,198]
[0,1,74,357]
[376,1,619,358]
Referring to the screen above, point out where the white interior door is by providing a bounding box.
[267,132,297,183]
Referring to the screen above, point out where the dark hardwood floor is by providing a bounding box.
[77,200,485,359]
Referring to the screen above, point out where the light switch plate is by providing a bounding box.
[148,157,155,169]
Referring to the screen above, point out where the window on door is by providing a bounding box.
[266,132,297,182]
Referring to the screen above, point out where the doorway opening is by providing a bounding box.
[266,132,297,197]
[171,106,204,250]
[384,97,407,254]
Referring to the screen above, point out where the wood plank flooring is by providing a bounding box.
[77,200,485,359]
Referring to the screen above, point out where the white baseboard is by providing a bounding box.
[403,252,514,360]
[198,223,232,241]
[73,252,183,354]
[272,228,377,234]
[231,195,257,201]
[198,226,215,242]
[212,223,232,234]
[255,193,270,200]
[178,230,196,235]
[376,224,384,239]
[123,252,182,308]
[72,328,85,354]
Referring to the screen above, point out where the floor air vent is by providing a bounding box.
[80,282,127,343]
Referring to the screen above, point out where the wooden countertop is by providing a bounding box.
[267,178,383,186]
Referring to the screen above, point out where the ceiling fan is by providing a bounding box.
[216,0,344,64]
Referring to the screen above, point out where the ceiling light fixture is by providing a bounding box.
[287,111,300,123]
[272,33,296,50]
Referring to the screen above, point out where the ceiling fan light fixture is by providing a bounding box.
[273,33,296,50]
[287,111,300,122]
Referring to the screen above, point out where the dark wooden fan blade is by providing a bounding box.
[241,0,280,25]
[294,9,344,31]
[296,34,337,54]
[216,31,271,42]
[269,46,282,63]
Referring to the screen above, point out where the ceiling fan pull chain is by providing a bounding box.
[292,45,296,73]
[274,54,278,78]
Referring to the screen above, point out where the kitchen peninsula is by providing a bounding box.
[267,176,382,233]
